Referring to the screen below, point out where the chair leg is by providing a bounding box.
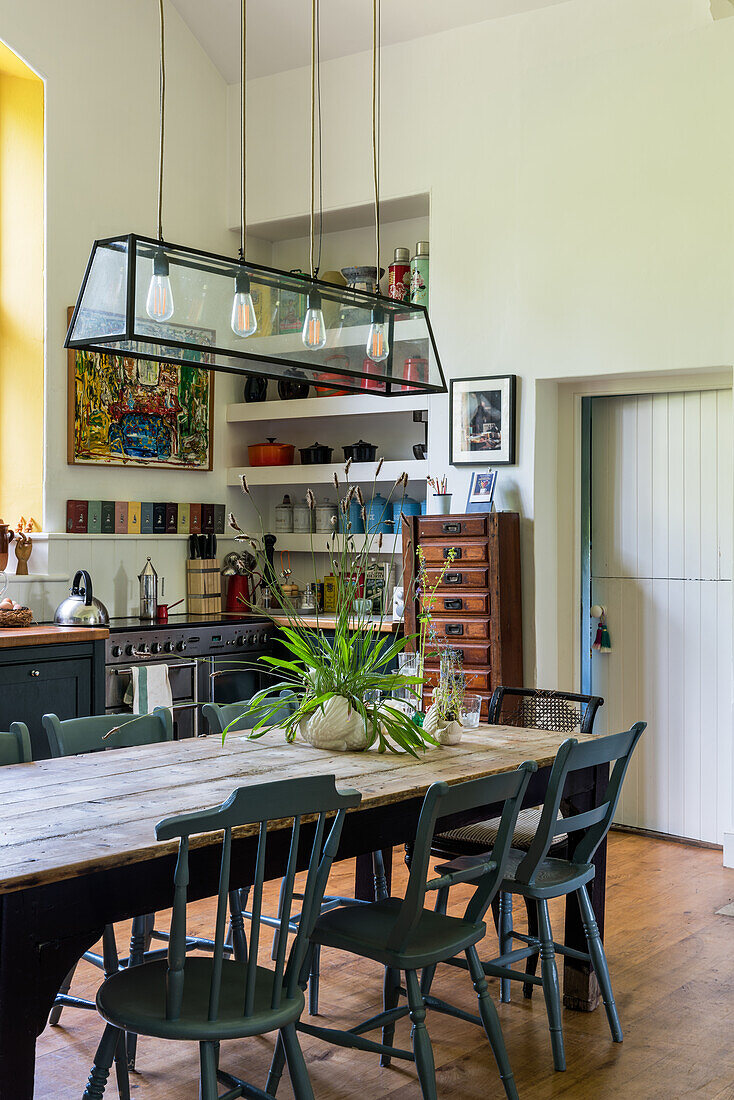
[199,1041,219,1100]
[498,891,513,1003]
[266,1030,287,1097]
[421,885,448,998]
[380,966,402,1067]
[125,916,146,1071]
[281,1022,315,1100]
[113,1028,131,1100]
[308,943,321,1016]
[404,841,413,870]
[577,885,623,1043]
[83,1023,122,1099]
[466,945,519,1100]
[372,849,389,900]
[405,969,437,1100]
[523,898,539,999]
[537,899,566,1072]
[48,963,77,1026]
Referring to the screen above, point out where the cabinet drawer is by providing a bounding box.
[418,516,487,539]
[424,665,492,691]
[425,566,488,589]
[0,655,94,758]
[429,642,490,665]
[423,592,489,615]
[419,540,488,564]
[428,617,489,641]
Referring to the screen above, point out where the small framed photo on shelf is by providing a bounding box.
[450,375,517,465]
[466,470,498,513]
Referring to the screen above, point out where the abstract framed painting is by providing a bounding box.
[67,307,214,470]
[449,374,517,466]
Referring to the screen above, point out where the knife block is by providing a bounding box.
[186,558,221,614]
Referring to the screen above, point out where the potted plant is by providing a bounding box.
[423,647,467,745]
[227,462,435,756]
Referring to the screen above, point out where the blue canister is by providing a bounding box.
[339,496,365,534]
[392,495,421,525]
[365,493,391,534]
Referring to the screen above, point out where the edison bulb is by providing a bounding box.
[366,308,389,363]
[231,269,257,337]
[302,289,327,350]
[145,249,174,322]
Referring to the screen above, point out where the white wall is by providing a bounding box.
[231,0,734,683]
[0,0,239,616]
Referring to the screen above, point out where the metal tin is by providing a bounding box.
[388,247,411,302]
[364,493,390,534]
[315,500,338,532]
[274,494,293,532]
[293,502,314,533]
[410,241,429,307]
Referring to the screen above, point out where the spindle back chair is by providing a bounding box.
[83,774,361,1100]
[0,722,31,765]
[43,708,172,757]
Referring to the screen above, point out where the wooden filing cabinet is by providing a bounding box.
[402,511,523,719]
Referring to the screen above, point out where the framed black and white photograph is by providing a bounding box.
[466,469,498,512]
[449,375,517,465]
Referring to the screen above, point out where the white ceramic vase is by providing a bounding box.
[299,694,370,752]
[423,702,463,745]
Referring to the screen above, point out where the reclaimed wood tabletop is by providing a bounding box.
[0,723,597,895]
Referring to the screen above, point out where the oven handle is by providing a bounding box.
[109,660,199,675]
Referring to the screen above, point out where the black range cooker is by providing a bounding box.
[105,613,275,738]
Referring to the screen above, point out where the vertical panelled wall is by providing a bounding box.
[590,390,732,844]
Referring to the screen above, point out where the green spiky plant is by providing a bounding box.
[227,461,437,757]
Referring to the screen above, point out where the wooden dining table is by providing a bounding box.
[0,724,609,1098]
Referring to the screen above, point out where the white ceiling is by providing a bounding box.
[170,0,573,82]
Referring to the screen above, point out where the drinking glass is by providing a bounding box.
[460,694,482,728]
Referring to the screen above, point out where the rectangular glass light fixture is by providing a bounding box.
[65,234,447,396]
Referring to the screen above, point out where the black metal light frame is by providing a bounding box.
[65,233,446,397]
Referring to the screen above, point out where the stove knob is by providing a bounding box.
[125,644,135,657]
[111,645,122,658]
[164,641,174,653]
[235,634,244,647]
[176,640,187,652]
[138,643,149,654]
[151,642,162,654]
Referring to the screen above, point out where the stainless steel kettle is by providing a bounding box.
[54,570,110,627]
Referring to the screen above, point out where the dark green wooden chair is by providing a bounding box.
[435,723,645,1074]
[430,686,604,1001]
[266,761,537,1100]
[204,692,389,1017]
[82,773,361,1100]
[44,708,174,1073]
[0,722,32,764]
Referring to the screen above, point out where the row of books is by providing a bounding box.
[66,500,227,536]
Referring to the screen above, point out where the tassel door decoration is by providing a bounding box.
[592,610,612,653]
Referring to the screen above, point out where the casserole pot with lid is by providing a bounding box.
[248,438,295,466]
[343,439,378,463]
[299,441,333,465]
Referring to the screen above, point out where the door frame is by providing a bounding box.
[550,369,733,697]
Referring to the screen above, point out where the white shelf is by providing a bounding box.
[238,317,427,358]
[242,192,429,243]
[269,533,403,556]
[48,533,237,541]
[229,459,428,487]
[4,573,69,583]
[227,392,428,423]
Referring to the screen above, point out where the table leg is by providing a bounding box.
[0,891,103,1099]
[562,764,608,1012]
[354,847,392,901]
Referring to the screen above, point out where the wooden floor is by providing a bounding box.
[35,833,734,1099]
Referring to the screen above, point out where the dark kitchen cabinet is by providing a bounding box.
[0,641,105,759]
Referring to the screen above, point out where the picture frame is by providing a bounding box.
[466,469,498,513]
[449,374,517,466]
[67,307,215,471]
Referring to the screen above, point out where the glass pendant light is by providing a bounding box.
[65,0,446,396]
[231,1,257,339]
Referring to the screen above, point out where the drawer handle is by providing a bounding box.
[29,669,40,678]
[443,547,462,560]
[444,598,462,610]
[444,572,463,584]
[445,623,464,636]
[442,522,461,533]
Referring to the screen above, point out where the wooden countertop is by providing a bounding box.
[0,724,595,894]
[0,624,109,648]
[271,614,399,633]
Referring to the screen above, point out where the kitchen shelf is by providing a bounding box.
[270,533,403,556]
[228,459,428,488]
[241,192,429,243]
[4,573,70,583]
[46,533,238,541]
[227,392,428,423]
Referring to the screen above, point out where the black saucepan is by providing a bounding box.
[299,441,333,464]
[343,439,378,462]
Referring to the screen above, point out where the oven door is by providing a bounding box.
[202,653,275,706]
[105,659,197,739]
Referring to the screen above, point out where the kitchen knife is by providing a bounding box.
[188,534,199,558]
[198,534,208,559]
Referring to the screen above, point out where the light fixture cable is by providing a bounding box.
[240,0,247,260]
[309,0,317,279]
[372,0,381,280]
[156,0,166,242]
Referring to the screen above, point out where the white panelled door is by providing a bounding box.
[589,391,733,844]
